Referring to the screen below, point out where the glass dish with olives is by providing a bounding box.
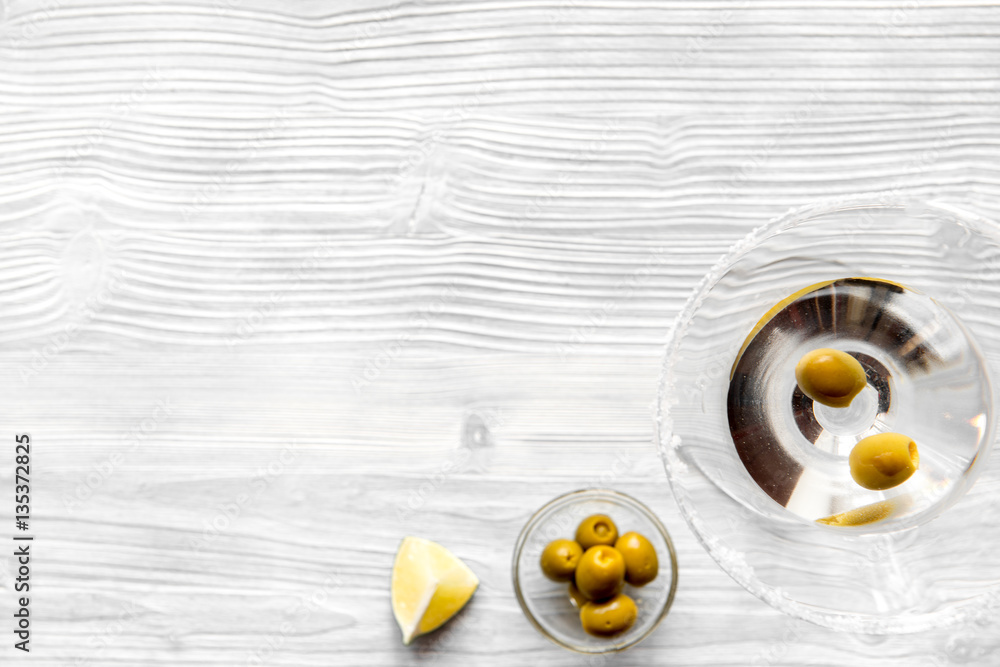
[512,489,678,654]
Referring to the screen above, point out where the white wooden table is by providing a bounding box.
[2,1,1000,664]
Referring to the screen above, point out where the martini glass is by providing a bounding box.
[657,196,1000,633]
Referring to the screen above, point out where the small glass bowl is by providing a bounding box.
[512,489,678,654]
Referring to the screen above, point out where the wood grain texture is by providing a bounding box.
[1,0,1000,665]
[1,0,1000,114]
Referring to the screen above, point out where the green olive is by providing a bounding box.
[539,539,583,582]
[574,545,625,601]
[795,348,867,408]
[568,581,588,609]
[614,531,658,586]
[580,593,638,637]
[575,514,619,550]
[849,432,919,490]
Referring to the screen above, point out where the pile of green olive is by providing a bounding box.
[539,514,658,637]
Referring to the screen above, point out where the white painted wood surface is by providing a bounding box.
[1,0,1000,664]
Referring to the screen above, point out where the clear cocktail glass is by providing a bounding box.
[658,196,1000,633]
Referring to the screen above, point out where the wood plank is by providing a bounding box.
[1,1,999,113]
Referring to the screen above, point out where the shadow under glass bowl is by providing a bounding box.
[512,489,678,654]
[657,196,1000,634]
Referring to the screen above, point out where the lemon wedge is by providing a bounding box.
[816,498,897,526]
[391,536,479,645]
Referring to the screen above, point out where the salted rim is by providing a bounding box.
[656,193,1000,634]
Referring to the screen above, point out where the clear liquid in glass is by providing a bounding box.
[728,277,992,527]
